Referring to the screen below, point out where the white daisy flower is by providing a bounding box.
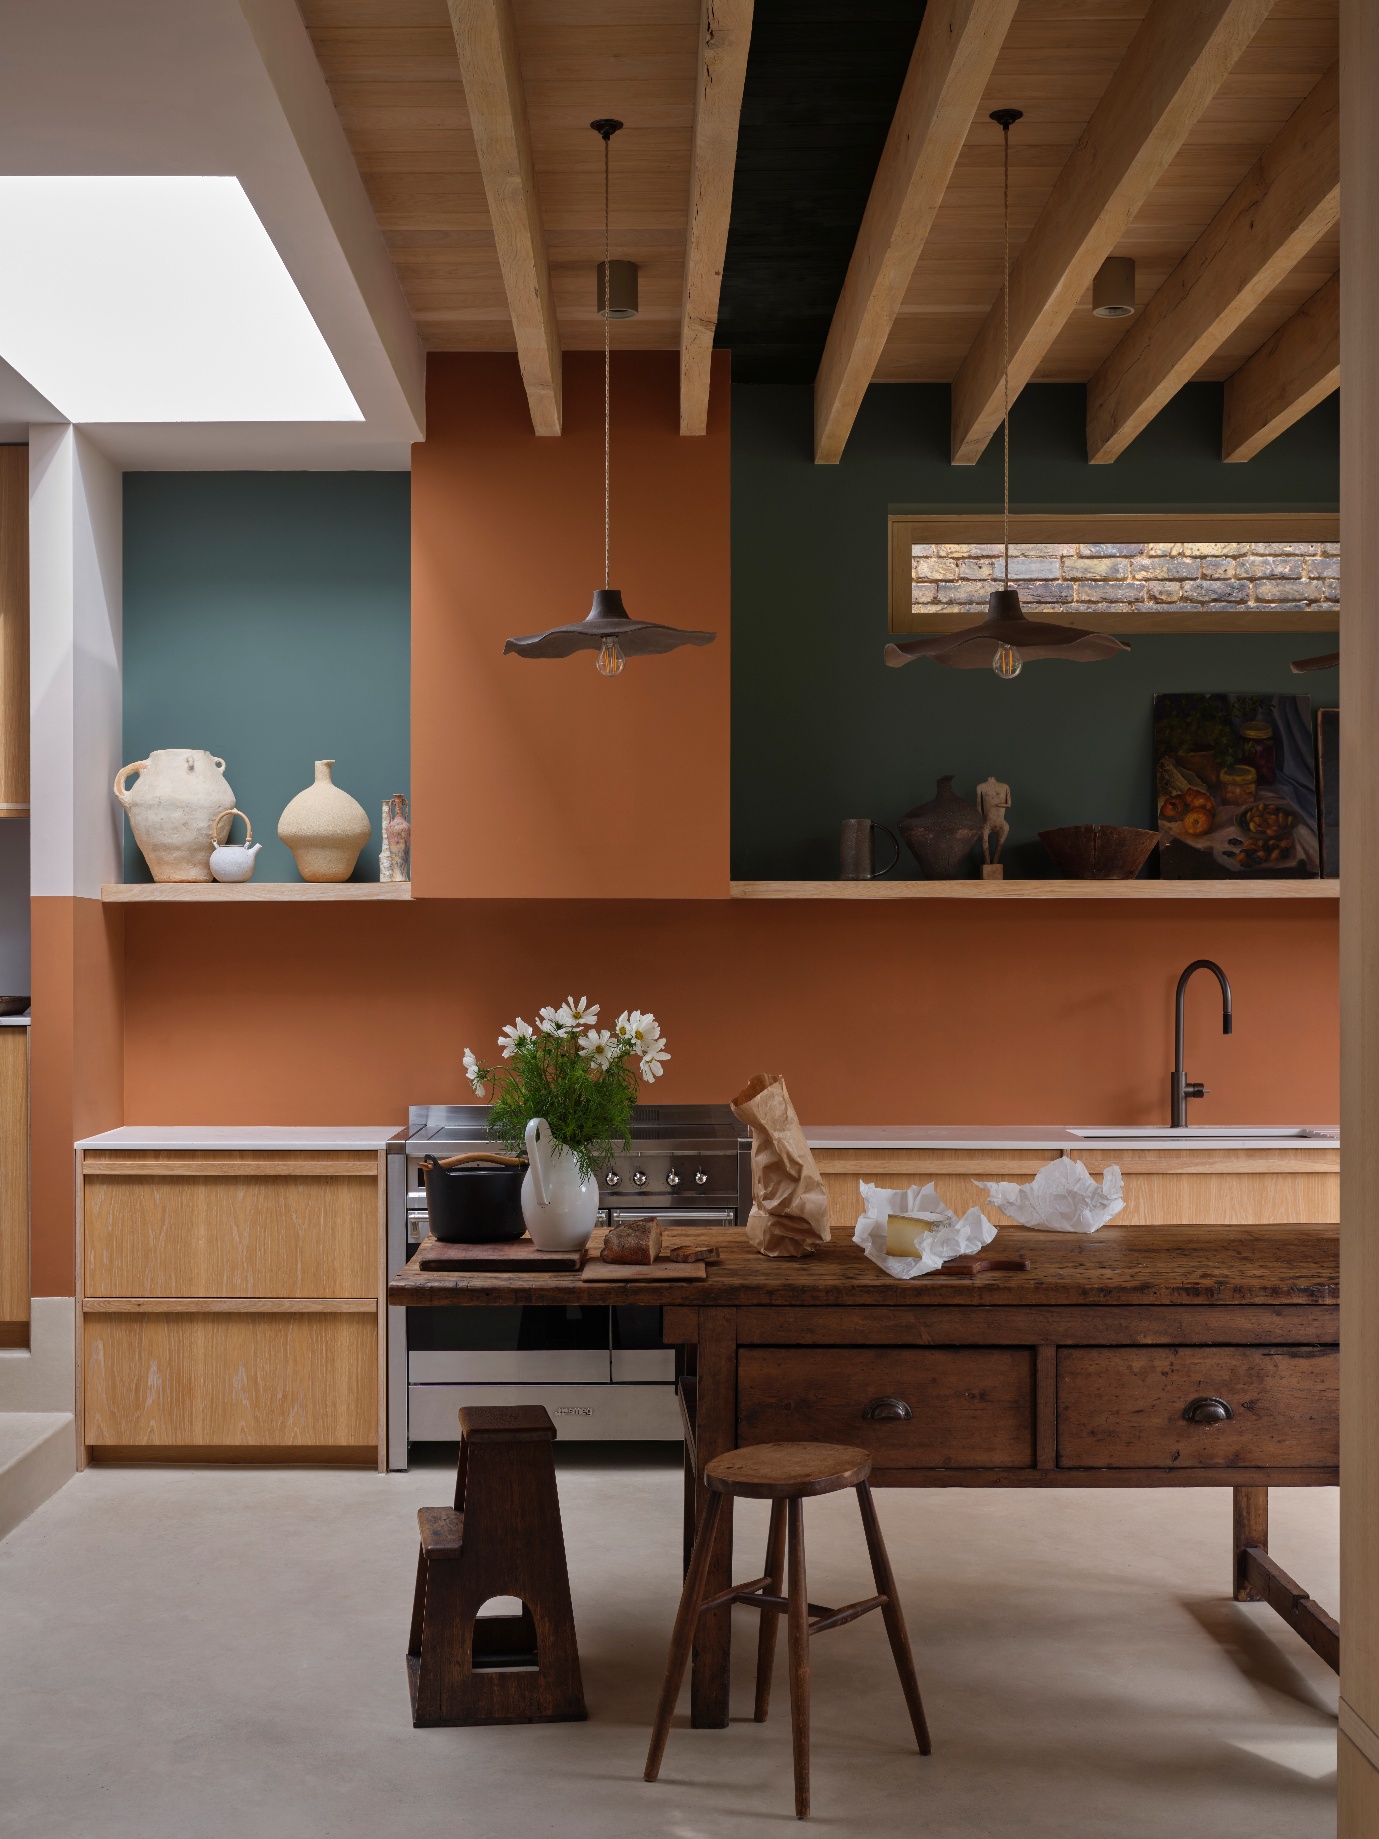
[639,1045,670,1083]
[578,1028,617,1070]
[462,1048,487,1097]
[616,1010,662,1053]
[558,995,599,1030]
[499,1018,534,1057]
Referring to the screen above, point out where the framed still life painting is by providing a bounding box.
[1153,693,1319,879]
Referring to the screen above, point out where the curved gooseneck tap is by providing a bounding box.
[1172,960,1233,1128]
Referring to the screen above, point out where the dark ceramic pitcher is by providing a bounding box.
[898,776,985,879]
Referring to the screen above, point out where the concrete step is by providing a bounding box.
[0,1413,75,1542]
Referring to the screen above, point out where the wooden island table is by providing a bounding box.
[389,1219,1339,1726]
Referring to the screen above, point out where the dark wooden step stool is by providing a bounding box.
[645,1441,929,1818]
[406,1403,586,1727]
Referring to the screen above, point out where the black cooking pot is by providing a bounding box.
[421,1152,527,1243]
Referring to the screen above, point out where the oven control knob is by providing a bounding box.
[694,1169,709,1188]
[666,1168,681,1189]
[631,1167,648,1188]
[604,1169,621,1189]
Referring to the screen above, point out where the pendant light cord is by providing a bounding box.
[603,128,611,592]
[1001,115,1010,593]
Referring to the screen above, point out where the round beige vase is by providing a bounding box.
[114,750,236,882]
[277,760,372,882]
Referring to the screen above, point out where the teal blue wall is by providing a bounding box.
[730,383,1340,878]
[122,474,410,883]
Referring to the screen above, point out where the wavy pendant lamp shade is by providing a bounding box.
[504,119,716,674]
[885,110,1127,678]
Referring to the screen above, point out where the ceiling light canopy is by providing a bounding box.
[0,176,360,423]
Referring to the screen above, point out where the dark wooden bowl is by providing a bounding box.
[1039,825,1159,880]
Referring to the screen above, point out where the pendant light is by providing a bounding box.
[504,119,716,675]
[885,111,1128,679]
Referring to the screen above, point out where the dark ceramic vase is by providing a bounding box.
[899,776,985,879]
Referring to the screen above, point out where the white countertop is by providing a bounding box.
[803,1125,1340,1150]
[0,1015,30,1027]
[76,1126,404,1151]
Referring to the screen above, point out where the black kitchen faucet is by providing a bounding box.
[1172,959,1233,1128]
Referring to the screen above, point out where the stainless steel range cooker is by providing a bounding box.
[386,1103,750,1468]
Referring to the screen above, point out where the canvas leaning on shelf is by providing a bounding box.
[1153,693,1319,880]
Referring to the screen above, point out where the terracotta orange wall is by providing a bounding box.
[411,351,731,898]
[119,900,1337,1130]
[31,897,123,1295]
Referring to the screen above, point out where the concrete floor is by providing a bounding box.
[0,1452,1337,1838]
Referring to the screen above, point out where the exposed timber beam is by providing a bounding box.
[1088,64,1339,464]
[949,0,1275,466]
[812,0,1019,465]
[448,0,561,435]
[1223,270,1340,463]
[680,0,754,437]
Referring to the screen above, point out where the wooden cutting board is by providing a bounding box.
[416,1234,585,1273]
[581,1258,708,1283]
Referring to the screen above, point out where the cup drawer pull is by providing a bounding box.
[1182,1395,1234,1426]
[862,1396,913,1422]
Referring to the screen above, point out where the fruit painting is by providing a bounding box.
[1153,693,1319,878]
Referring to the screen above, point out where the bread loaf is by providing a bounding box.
[601,1218,662,1264]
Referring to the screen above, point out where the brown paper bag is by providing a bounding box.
[731,1073,831,1258]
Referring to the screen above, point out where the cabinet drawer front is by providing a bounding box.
[1058,1346,1338,1469]
[83,1167,377,1299]
[83,1312,377,1450]
[738,1347,1034,1470]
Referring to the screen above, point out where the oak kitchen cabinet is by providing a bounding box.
[0,1022,29,1342]
[76,1130,399,1467]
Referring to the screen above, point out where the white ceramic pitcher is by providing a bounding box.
[114,750,235,882]
[522,1118,599,1251]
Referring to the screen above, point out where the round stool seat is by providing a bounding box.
[704,1441,872,1500]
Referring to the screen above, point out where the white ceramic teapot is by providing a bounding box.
[209,809,261,884]
[114,750,236,882]
[521,1118,599,1252]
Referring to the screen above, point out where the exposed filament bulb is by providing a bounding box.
[993,643,1023,681]
[596,637,626,677]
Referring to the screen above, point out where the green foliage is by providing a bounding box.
[478,1033,640,1181]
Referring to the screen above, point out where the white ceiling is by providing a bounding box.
[0,0,425,469]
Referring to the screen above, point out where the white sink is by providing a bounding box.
[1070,1126,1336,1141]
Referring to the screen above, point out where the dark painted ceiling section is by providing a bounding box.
[716,1,926,384]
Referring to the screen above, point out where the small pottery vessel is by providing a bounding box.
[209,809,261,883]
[1040,824,1159,881]
[114,750,236,882]
[898,776,985,879]
[277,760,371,882]
[379,792,411,883]
[521,1118,599,1252]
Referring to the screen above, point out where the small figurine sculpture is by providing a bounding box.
[379,793,411,883]
[977,777,1011,879]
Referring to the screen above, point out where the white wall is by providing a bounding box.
[29,427,122,900]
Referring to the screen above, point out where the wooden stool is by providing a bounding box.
[645,1442,929,1818]
[406,1404,586,1727]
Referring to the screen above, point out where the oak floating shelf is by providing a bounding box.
[101,883,413,904]
[729,879,1340,901]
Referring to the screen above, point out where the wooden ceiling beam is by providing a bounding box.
[447,0,561,435]
[680,0,754,438]
[812,0,1019,466]
[1087,63,1339,465]
[1223,271,1340,463]
[948,0,1275,467]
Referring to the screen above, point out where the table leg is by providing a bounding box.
[690,1307,737,1729]
[1233,1485,1268,1602]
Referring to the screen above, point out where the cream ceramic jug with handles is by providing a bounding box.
[114,750,236,882]
[522,1118,600,1252]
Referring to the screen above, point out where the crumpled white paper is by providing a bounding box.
[978,1157,1124,1234]
[853,1181,997,1279]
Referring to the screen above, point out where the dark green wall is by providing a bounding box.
[730,383,1339,879]
[122,473,410,883]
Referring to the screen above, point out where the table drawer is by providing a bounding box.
[737,1347,1034,1470]
[1058,1346,1338,1469]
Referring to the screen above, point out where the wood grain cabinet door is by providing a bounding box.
[738,1346,1035,1470]
[82,1152,378,1299]
[1057,1345,1338,1469]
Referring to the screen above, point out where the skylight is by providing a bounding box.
[0,176,361,423]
